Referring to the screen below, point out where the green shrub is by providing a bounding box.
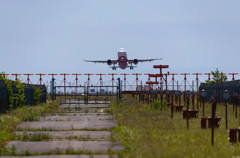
[15,80,25,107]
[150,99,168,110]
[34,88,43,105]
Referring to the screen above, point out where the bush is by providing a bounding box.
[34,88,43,105]
[151,99,168,110]
[15,80,25,107]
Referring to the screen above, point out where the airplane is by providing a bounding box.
[84,48,162,70]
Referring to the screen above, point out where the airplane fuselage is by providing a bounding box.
[117,50,128,69]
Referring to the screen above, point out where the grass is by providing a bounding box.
[16,133,52,141]
[16,127,114,132]
[0,100,60,154]
[2,146,117,156]
[111,94,240,158]
[15,133,108,141]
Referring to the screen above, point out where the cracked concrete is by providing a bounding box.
[5,103,121,157]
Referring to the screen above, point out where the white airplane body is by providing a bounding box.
[84,48,162,70]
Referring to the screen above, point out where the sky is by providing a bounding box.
[1,0,240,84]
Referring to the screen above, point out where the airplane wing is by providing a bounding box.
[84,60,118,64]
[128,58,162,63]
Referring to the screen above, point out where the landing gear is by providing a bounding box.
[130,63,134,70]
[112,64,116,70]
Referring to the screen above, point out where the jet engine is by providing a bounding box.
[133,59,138,65]
[107,59,112,65]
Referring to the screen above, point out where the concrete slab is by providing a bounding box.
[1,155,117,158]
[60,104,109,109]
[60,100,85,104]
[86,101,110,104]
[60,101,110,105]
[39,115,113,121]
[57,108,110,113]
[18,120,117,130]
[4,99,121,157]
[43,113,110,117]
[6,141,122,154]
[16,131,111,140]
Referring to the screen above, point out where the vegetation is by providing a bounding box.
[15,80,25,107]
[4,88,240,157]
[34,88,43,105]
[206,68,228,83]
[0,101,60,155]
[111,94,240,158]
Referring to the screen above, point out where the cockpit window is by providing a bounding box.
[118,52,127,58]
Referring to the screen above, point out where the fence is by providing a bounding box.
[2,73,240,94]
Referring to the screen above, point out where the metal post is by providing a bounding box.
[169,73,178,91]
[36,73,46,85]
[192,93,195,110]
[228,73,239,81]
[51,78,55,100]
[209,93,217,146]
[187,97,189,129]
[193,73,202,91]
[60,73,70,99]
[84,74,94,93]
[84,86,86,104]
[184,74,186,92]
[236,95,238,118]
[24,74,33,84]
[226,102,228,129]
[96,73,106,93]
[233,95,235,112]
[171,93,174,118]
[72,74,82,94]
[12,74,22,81]
[117,78,121,101]
[212,103,214,146]
[120,73,130,91]
[161,91,163,111]
[203,98,205,117]
[108,73,118,93]
[177,81,179,91]
[160,77,163,91]
[140,81,143,101]
[132,73,142,91]
[86,86,89,104]
[204,73,211,81]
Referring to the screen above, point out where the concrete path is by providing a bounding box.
[5,102,121,157]
[57,107,110,113]
[60,104,110,108]
[16,131,111,140]
[7,141,122,153]
[17,120,117,130]
[39,114,113,121]
[1,155,117,158]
